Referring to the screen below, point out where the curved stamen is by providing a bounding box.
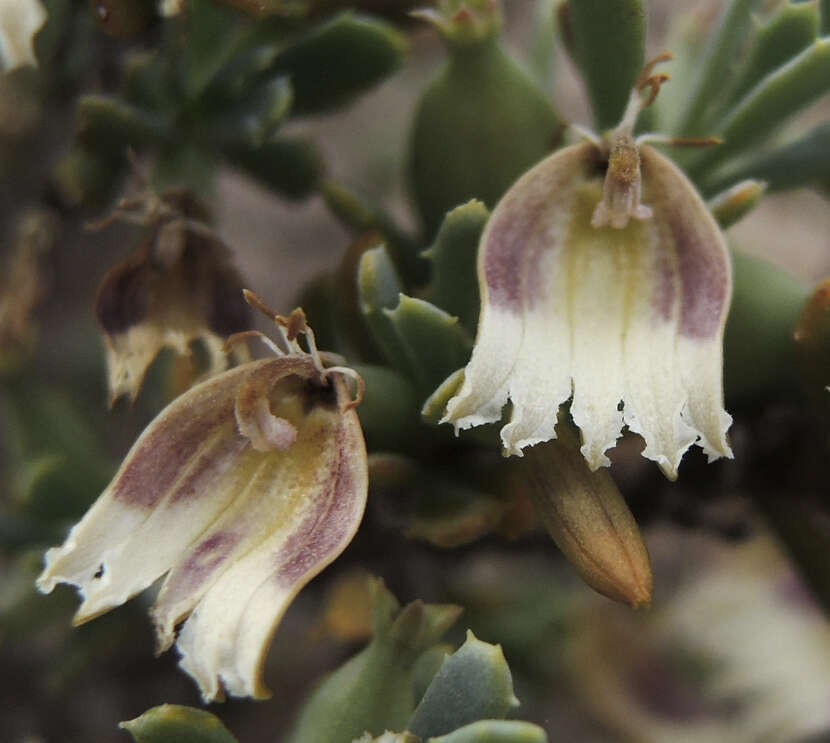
[325,366,366,411]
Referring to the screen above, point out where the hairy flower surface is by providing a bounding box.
[0,0,46,70]
[38,304,368,701]
[443,84,733,479]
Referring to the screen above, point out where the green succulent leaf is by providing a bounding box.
[707,180,766,228]
[567,0,646,130]
[413,643,454,705]
[350,363,421,450]
[270,12,408,115]
[823,0,830,34]
[407,631,519,740]
[324,181,423,280]
[358,245,473,395]
[676,0,764,136]
[421,368,464,424]
[288,580,462,743]
[120,705,239,743]
[406,478,506,549]
[124,51,181,113]
[428,720,549,743]
[703,121,830,195]
[384,296,473,399]
[409,38,560,239]
[716,0,820,119]
[52,146,124,207]
[422,200,489,333]
[358,245,410,368]
[76,95,170,155]
[689,38,830,177]
[180,0,254,100]
[4,381,113,522]
[199,75,293,148]
[226,136,323,198]
[528,0,558,90]
[201,43,282,105]
[153,141,216,193]
[724,249,809,402]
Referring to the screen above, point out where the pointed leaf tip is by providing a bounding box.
[120,704,239,743]
[408,629,518,740]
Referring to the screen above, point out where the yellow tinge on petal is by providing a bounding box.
[444,134,733,478]
[37,314,368,701]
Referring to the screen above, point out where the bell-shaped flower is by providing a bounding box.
[94,188,251,404]
[443,62,733,479]
[0,0,47,71]
[37,294,368,701]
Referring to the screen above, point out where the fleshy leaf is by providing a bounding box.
[324,180,422,279]
[567,0,646,130]
[269,12,408,115]
[199,75,293,149]
[408,31,561,238]
[5,380,114,521]
[75,95,170,156]
[523,419,653,608]
[715,0,820,120]
[357,245,410,369]
[38,355,368,701]
[688,39,830,178]
[702,121,830,195]
[120,704,239,743]
[405,477,506,549]
[725,249,808,402]
[443,141,733,476]
[422,369,464,424]
[0,0,48,70]
[350,363,421,450]
[429,720,549,743]
[288,579,462,743]
[384,296,473,398]
[226,136,323,198]
[422,200,489,333]
[675,0,764,136]
[180,0,253,100]
[707,180,766,229]
[408,630,519,740]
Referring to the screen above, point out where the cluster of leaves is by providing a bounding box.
[119,580,548,743]
[2,0,830,741]
[62,0,408,201]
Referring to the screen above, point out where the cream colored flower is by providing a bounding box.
[38,298,368,701]
[0,0,47,70]
[443,67,733,479]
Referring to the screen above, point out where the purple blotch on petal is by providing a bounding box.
[169,431,250,505]
[177,531,242,594]
[483,143,597,311]
[648,222,677,323]
[640,147,729,339]
[112,402,234,509]
[275,418,362,587]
